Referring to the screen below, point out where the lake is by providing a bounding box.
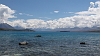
[0,31,100,56]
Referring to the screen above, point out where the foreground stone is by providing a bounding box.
[35,35,41,37]
[80,42,86,44]
[19,41,28,45]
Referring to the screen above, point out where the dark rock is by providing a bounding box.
[80,42,86,44]
[35,35,41,37]
[60,46,66,47]
[19,41,28,45]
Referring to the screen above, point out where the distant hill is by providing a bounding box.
[50,27,100,32]
[0,23,14,30]
[0,23,34,31]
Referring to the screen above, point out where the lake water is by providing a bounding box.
[0,31,100,56]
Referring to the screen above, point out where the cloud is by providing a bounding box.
[39,17,51,20]
[19,13,33,16]
[0,4,15,23]
[3,1,100,29]
[26,14,33,16]
[7,19,27,28]
[19,13,23,15]
[64,12,67,13]
[68,12,74,13]
[76,1,100,15]
[90,2,95,8]
[54,10,59,13]
[7,19,47,29]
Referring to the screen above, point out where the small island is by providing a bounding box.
[60,31,70,32]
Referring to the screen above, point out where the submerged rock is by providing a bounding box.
[60,46,66,47]
[19,41,28,45]
[80,42,86,44]
[14,54,22,56]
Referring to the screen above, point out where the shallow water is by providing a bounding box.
[0,31,100,56]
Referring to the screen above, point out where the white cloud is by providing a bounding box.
[54,10,59,13]
[7,19,27,28]
[90,2,95,8]
[64,12,67,13]
[26,14,33,16]
[68,12,74,13]
[3,1,100,29]
[76,1,100,15]
[0,4,15,23]
[39,17,51,19]
[19,13,23,15]
[19,13,33,16]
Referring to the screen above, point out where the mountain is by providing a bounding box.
[0,23,14,30]
[14,26,23,29]
[50,27,100,32]
[0,23,34,31]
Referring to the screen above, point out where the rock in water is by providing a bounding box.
[19,41,28,45]
[35,35,41,37]
[80,42,86,44]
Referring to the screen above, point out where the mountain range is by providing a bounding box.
[0,23,14,30]
[0,23,34,31]
[0,23,100,32]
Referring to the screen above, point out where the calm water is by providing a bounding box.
[0,31,100,56]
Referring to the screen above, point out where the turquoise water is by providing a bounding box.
[0,31,100,56]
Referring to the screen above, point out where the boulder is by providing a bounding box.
[80,42,86,44]
[35,35,41,37]
[19,41,28,45]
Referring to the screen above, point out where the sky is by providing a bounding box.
[0,0,100,29]
[0,0,97,19]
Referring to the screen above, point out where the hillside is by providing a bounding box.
[0,23,14,30]
[0,23,34,31]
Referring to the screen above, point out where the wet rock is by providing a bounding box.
[35,35,41,37]
[60,46,66,48]
[80,42,86,44]
[19,41,28,45]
